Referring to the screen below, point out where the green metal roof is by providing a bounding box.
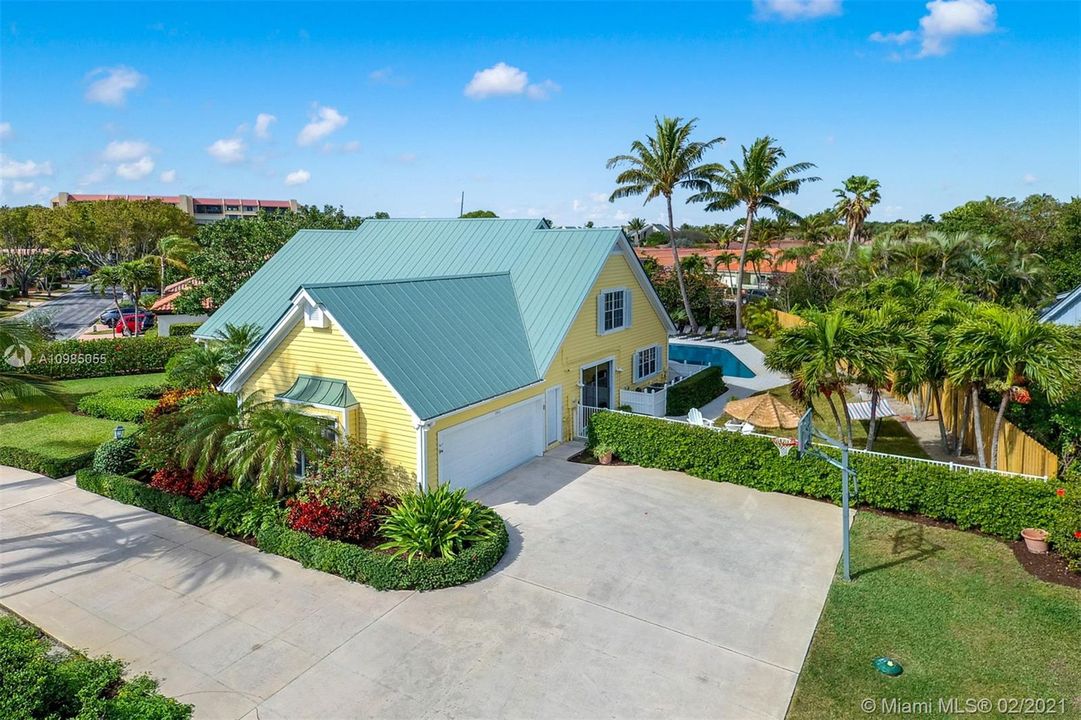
[303,274,539,419]
[276,374,357,408]
[197,219,623,374]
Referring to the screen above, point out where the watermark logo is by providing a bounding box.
[3,341,33,368]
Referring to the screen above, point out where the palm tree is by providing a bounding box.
[0,317,55,403]
[88,264,126,330]
[212,322,262,368]
[744,247,769,289]
[165,323,260,389]
[946,306,1079,470]
[691,136,819,337]
[147,234,200,292]
[712,251,738,289]
[176,392,248,480]
[624,217,647,246]
[224,403,332,497]
[795,210,840,245]
[117,259,158,336]
[608,116,725,332]
[834,175,881,259]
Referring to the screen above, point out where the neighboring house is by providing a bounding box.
[1040,284,1081,325]
[208,218,675,491]
[150,277,212,313]
[635,247,798,290]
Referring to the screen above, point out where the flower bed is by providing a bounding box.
[74,470,509,591]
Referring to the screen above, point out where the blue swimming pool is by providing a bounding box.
[668,342,756,378]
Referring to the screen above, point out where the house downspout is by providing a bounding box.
[415,419,432,492]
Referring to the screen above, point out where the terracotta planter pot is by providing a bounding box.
[1020,528,1049,554]
[597,451,613,465]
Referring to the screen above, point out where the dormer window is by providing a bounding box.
[303,303,328,328]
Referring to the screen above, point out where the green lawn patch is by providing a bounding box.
[0,373,163,476]
[789,512,1081,720]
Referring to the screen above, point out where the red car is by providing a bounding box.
[116,311,155,335]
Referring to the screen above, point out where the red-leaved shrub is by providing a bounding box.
[149,465,230,501]
[145,388,205,421]
[286,489,396,545]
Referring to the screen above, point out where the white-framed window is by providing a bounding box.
[598,288,631,334]
[633,345,660,382]
[294,417,340,478]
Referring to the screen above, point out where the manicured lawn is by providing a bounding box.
[765,383,931,459]
[789,512,1081,720]
[0,373,164,464]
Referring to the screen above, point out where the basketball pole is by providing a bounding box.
[841,446,851,582]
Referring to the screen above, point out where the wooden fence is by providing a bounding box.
[938,383,1059,478]
[773,309,806,329]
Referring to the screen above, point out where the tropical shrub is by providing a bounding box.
[588,410,1062,541]
[378,485,500,560]
[0,614,192,720]
[287,490,396,545]
[149,465,229,501]
[77,384,163,422]
[11,336,194,380]
[205,487,285,537]
[666,366,727,416]
[308,438,415,500]
[744,301,780,338]
[1049,464,1081,572]
[136,411,187,473]
[91,437,139,476]
[145,387,205,421]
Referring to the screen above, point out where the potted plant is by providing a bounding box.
[1020,528,1049,554]
[594,443,615,465]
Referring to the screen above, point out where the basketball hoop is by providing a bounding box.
[772,436,798,457]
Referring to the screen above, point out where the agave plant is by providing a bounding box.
[378,485,499,561]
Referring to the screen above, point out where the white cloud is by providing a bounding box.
[254,113,276,139]
[11,181,36,194]
[160,169,176,183]
[297,104,347,146]
[753,0,842,21]
[0,122,11,140]
[1023,173,1038,185]
[0,155,53,179]
[116,156,154,180]
[464,62,560,101]
[102,139,152,162]
[206,137,247,164]
[79,164,110,186]
[871,0,997,58]
[284,169,311,185]
[84,66,147,106]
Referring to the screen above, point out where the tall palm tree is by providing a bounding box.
[624,217,647,246]
[946,305,1079,470]
[744,247,770,288]
[691,136,819,337]
[712,251,738,289]
[147,234,200,292]
[834,175,881,259]
[224,403,332,497]
[608,117,725,332]
[117,259,158,336]
[88,264,127,329]
[795,210,840,245]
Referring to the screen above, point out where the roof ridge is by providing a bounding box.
[302,272,511,291]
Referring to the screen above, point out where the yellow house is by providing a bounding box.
[208,219,675,490]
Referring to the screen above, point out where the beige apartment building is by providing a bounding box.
[51,193,299,225]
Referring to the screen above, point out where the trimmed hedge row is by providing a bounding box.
[167,323,203,337]
[588,411,1061,540]
[0,447,94,479]
[77,384,164,422]
[666,366,727,416]
[17,336,194,379]
[75,470,509,591]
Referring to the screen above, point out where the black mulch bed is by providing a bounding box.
[567,450,630,466]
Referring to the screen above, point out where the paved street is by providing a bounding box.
[0,452,843,720]
[18,283,114,339]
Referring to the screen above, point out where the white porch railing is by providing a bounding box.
[574,404,605,439]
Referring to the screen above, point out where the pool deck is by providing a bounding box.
[669,337,791,421]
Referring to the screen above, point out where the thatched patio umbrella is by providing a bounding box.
[724,394,801,429]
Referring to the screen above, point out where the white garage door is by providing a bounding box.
[438,396,545,491]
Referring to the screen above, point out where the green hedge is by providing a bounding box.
[588,411,1061,541]
[666,366,727,416]
[76,471,209,527]
[77,384,163,422]
[17,336,194,380]
[167,323,203,337]
[0,614,191,720]
[75,470,509,591]
[0,447,94,479]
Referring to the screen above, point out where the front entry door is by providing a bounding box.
[581,360,613,409]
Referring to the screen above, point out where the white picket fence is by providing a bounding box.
[580,407,1049,481]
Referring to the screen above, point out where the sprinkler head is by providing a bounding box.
[873,657,903,677]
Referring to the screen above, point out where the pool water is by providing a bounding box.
[668,342,756,378]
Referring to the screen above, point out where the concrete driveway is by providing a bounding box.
[18,283,114,339]
[0,452,842,720]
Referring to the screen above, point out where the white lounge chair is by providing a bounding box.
[723,419,743,432]
[687,408,714,427]
[740,422,756,434]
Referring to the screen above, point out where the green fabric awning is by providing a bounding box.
[276,375,356,408]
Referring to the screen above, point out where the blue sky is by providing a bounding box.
[1,1,1078,226]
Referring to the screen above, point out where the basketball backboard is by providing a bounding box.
[797,408,813,453]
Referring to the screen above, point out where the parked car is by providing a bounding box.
[116,311,155,335]
[99,305,139,327]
